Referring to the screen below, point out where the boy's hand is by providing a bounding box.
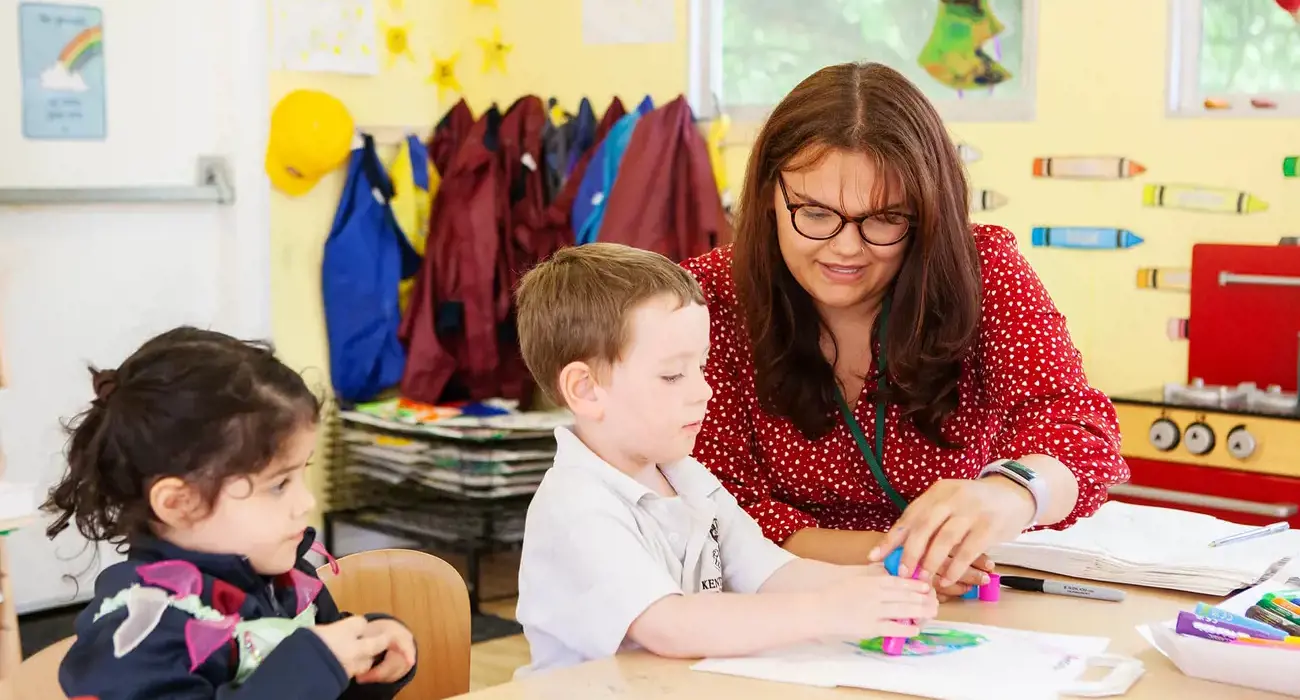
[356,618,416,684]
[816,571,938,640]
[311,617,389,678]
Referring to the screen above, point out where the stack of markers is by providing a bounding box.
[1173,590,1300,651]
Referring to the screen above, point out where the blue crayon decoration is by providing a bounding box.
[1031,226,1144,250]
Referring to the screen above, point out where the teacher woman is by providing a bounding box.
[682,62,1129,599]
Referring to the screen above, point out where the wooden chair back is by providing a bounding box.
[318,548,472,699]
[12,635,72,700]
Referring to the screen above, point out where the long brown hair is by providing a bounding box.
[732,62,982,446]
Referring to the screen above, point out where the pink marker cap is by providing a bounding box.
[979,573,1001,602]
[881,636,906,655]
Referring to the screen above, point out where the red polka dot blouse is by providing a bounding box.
[681,224,1130,545]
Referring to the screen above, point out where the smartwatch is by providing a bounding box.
[977,459,1048,529]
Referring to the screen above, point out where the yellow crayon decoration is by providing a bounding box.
[1142,184,1268,215]
[1135,267,1190,291]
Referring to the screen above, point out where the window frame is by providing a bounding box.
[686,0,1041,123]
[1167,0,1300,118]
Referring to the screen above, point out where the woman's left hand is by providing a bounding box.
[869,477,1036,588]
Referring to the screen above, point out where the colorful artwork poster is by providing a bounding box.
[19,3,107,140]
[271,0,379,75]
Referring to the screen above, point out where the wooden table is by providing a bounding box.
[452,569,1291,699]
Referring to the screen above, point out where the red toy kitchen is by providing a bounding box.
[1108,240,1300,527]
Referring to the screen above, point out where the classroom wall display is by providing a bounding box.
[18,3,107,140]
[380,20,415,67]
[970,188,1007,211]
[1142,184,1269,214]
[470,0,499,8]
[1167,318,1189,341]
[270,0,379,75]
[1030,227,1144,250]
[918,0,1012,91]
[1032,156,1146,180]
[1285,156,1297,178]
[583,0,675,45]
[956,142,982,163]
[429,53,462,97]
[477,27,512,74]
[1135,267,1190,292]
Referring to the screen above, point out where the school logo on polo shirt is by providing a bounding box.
[700,518,723,593]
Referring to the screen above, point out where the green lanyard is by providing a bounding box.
[833,300,909,513]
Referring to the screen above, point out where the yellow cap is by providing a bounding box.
[265,90,355,196]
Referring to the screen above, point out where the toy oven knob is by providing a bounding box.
[1226,425,1257,461]
[1148,418,1180,452]
[1183,422,1216,456]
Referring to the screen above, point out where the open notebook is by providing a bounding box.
[988,501,1300,595]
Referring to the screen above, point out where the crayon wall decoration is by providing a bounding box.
[970,188,1007,211]
[1032,156,1146,180]
[956,142,981,164]
[1142,184,1268,214]
[1031,226,1143,250]
[1285,157,1297,178]
[1167,318,1189,341]
[1135,267,1190,291]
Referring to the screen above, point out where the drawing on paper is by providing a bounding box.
[857,628,989,656]
[477,27,512,74]
[917,0,1012,93]
[970,188,1008,212]
[19,3,106,140]
[1032,156,1146,180]
[1135,267,1190,292]
[1142,185,1268,214]
[1030,227,1144,250]
[271,0,378,76]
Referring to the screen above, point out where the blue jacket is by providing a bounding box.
[58,530,415,699]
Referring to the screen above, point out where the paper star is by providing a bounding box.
[380,21,416,67]
[470,0,499,8]
[428,52,462,97]
[477,27,512,74]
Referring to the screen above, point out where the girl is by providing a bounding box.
[43,327,417,700]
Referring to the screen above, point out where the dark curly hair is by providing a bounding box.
[43,326,322,547]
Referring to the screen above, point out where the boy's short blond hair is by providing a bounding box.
[515,243,706,406]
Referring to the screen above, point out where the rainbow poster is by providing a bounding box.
[19,3,106,139]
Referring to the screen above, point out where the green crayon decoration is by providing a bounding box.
[1285,156,1298,178]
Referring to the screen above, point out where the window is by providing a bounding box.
[688,0,1039,123]
[1168,0,1300,116]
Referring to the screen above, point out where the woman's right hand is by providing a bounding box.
[816,571,938,639]
[311,616,392,678]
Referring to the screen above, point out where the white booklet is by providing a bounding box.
[691,621,1143,700]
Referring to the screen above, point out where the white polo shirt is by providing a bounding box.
[514,427,797,677]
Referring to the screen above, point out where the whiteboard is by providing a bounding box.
[0,0,272,613]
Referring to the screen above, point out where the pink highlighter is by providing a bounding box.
[881,564,925,656]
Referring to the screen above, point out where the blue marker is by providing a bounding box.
[1031,226,1144,249]
[882,548,982,600]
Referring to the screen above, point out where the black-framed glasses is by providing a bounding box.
[778,175,914,247]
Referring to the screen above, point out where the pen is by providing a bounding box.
[1209,521,1290,548]
[999,575,1126,602]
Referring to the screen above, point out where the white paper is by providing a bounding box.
[1138,562,1300,697]
[988,501,1300,595]
[582,0,675,45]
[271,0,379,75]
[692,622,1139,700]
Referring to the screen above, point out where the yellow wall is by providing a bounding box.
[269,0,1300,505]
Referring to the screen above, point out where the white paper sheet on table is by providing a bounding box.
[988,501,1300,595]
[1137,557,1300,697]
[692,621,1143,700]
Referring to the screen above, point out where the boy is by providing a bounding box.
[512,243,937,675]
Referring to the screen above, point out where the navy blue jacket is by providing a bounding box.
[59,530,416,699]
